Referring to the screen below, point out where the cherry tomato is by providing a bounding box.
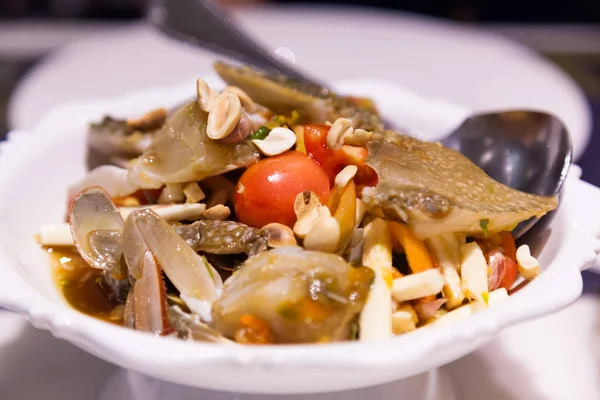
[480,232,518,291]
[234,151,330,228]
[498,232,518,291]
[303,124,378,187]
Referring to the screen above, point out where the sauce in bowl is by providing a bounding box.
[48,247,123,325]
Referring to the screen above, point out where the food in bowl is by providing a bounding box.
[38,62,556,345]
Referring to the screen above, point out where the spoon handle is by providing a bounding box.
[148,0,321,83]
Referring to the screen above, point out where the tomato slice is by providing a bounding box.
[498,232,518,291]
[303,124,377,188]
[234,151,330,228]
[480,232,518,291]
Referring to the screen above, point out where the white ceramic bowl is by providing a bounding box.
[0,78,599,394]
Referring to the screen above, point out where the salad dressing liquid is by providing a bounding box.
[48,247,122,325]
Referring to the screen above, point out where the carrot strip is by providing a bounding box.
[389,222,435,301]
[389,222,434,273]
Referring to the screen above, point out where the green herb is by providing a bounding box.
[94,276,103,284]
[479,219,489,237]
[249,125,271,140]
[487,184,495,194]
[249,110,301,141]
[481,292,490,306]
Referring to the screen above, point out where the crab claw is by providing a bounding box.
[122,211,169,334]
[123,209,223,324]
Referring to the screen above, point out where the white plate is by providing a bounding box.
[0,77,598,394]
[7,4,592,159]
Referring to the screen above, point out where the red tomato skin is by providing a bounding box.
[500,257,518,291]
[498,232,518,291]
[303,124,377,187]
[234,151,330,228]
[480,232,519,291]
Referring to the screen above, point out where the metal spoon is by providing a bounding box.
[148,0,318,82]
[148,0,572,240]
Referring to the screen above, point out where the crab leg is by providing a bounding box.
[123,209,223,326]
[129,209,223,322]
[175,220,268,256]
